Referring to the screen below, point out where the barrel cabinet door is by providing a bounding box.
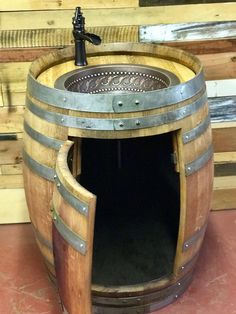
[52,141,96,314]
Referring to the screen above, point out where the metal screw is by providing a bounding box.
[61,118,64,122]
[82,207,87,213]
[135,100,139,105]
[119,122,124,127]
[53,174,57,179]
[181,266,185,270]
[175,295,178,299]
[135,120,141,126]
[63,97,67,102]
[118,101,123,107]
[185,243,189,248]
[57,183,61,187]
[177,282,181,286]
[53,215,57,221]
[187,166,191,171]
[185,135,189,140]
[80,243,84,248]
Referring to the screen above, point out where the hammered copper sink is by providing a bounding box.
[54,64,180,94]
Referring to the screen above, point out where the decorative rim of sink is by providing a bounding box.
[54,64,180,94]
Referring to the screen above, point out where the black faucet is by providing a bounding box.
[72,7,101,66]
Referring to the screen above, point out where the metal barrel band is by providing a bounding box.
[183,223,208,251]
[113,91,207,130]
[26,92,207,131]
[179,252,200,273]
[23,150,55,181]
[52,209,87,255]
[54,174,89,216]
[26,97,114,130]
[92,272,192,313]
[149,273,193,313]
[24,121,64,150]
[185,144,213,176]
[27,69,205,113]
[182,113,211,144]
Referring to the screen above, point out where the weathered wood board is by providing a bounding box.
[1,4,236,30]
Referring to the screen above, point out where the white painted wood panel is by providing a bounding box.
[140,22,236,42]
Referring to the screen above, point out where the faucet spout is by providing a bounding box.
[72,7,101,66]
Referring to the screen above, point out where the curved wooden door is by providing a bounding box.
[52,140,96,314]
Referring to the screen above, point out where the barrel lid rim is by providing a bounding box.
[27,43,205,113]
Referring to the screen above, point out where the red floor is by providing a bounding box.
[0,210,236,314]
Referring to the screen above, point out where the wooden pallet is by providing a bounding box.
[0,1,235,223]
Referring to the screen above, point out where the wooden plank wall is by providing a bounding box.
[0,1,236,223]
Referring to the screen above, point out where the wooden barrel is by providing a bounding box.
[23,43,213,313]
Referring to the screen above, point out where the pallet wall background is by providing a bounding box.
[0,1,236,223]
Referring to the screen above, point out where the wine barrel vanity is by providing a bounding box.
[23,42,213,313]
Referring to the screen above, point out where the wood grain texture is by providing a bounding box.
[212,176,236,210]
[140,22,236,42]
[209,96,236,123]
[1,23,235,50]
[1,62,30,83]
[1,31,235,55]
[0,175,24,189]
[0,26,138,49]
[0,0,138,11]
[0,83,26,107]
[199,52,236,80]
[1,164,22,175]
[0,139,22,165]
[212,127,236,153]
[0,188,29,223]
[23,165,55,263]
[214,152,236,163]
[164,39,236,55]
[0,48,59,62]
[178,158,213,267]
[1,4,236,30]
[183,126,212,164]
[1,38,236,63]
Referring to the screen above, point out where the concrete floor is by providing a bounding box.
[0,210,236,314]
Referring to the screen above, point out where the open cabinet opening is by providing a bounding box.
[78,132,180,286]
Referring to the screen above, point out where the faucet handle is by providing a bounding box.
[72,7,85,32]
